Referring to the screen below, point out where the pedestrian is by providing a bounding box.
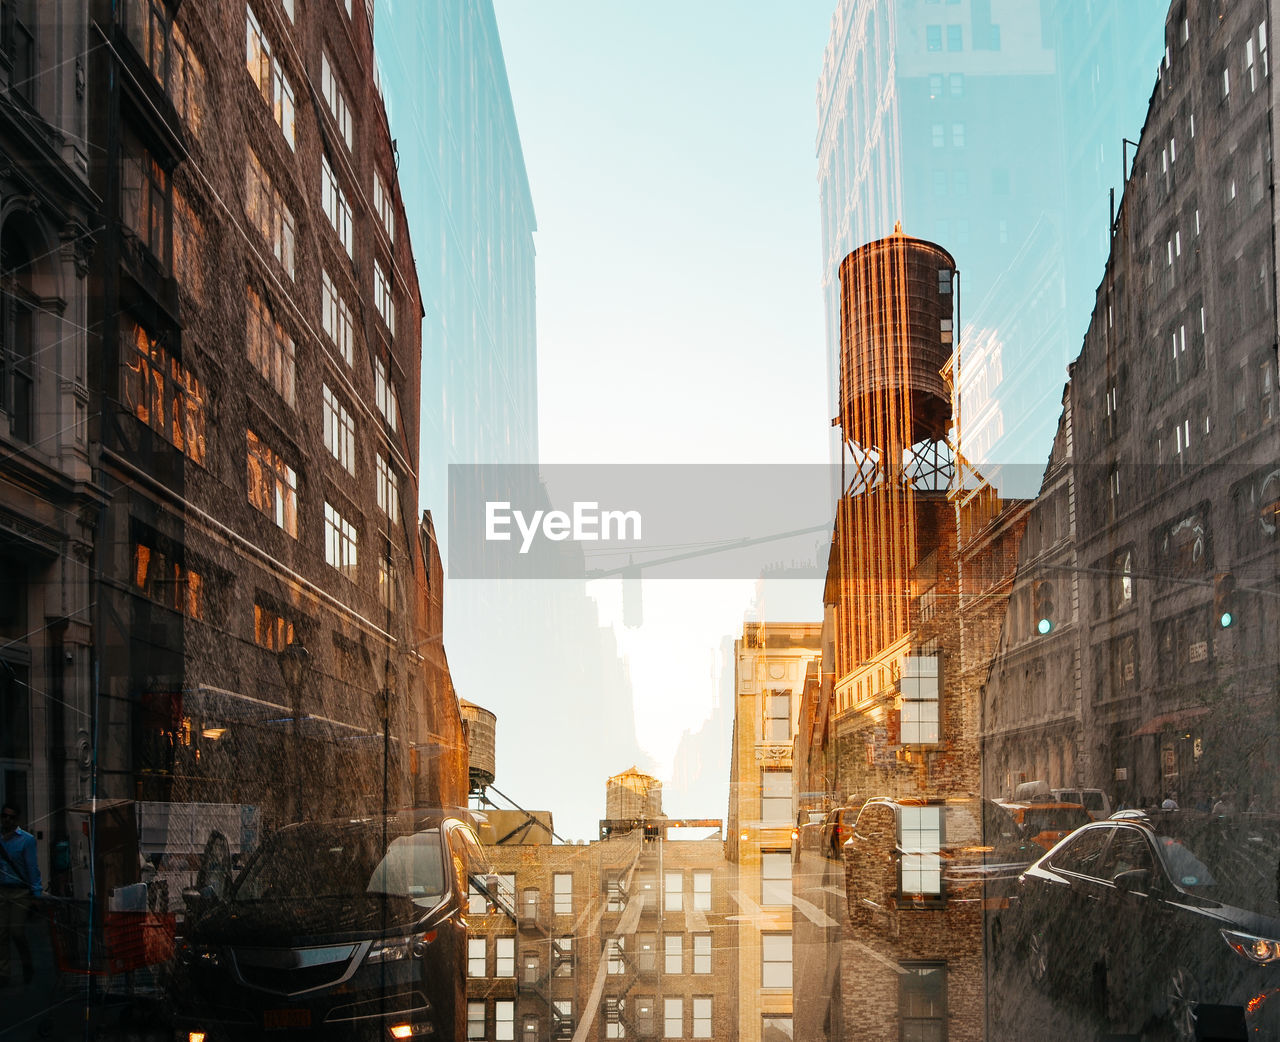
[1161,793,1179,810]
[0,801,41,987]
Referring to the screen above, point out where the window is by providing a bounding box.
[761,932,791,989]
[374,260,396,333]
[663,998,682,1038]
[931,123,944,148]
[467,881,487,915]
[692,870,711,911]
[764,690,791,741]
[467,937,485,978]
[121,130,169,264]
[121,319,206,464]
[664,871,682,911]
[245,151,296,277]
[606,937,625,974]
[376,455,400,522]
[947,24,962,50]
[636,933,657,973]
[375,356,397,430]
[246,431,297,536]
[321,270,354,366]
[761,851,791,906]
[949,72,964,97]
[553,873,572,914]
[900,804,943,896]
[604,998,626,1038]
[761,1016,793,1040]
[245,285,295,405]
[322,386,355,473]
[323,501,358,579]
[951,122,965,147]
[495,1000,514,1042]
[245,5,295,147]
[635,997,656,1037]
[253,602,293,650]
[124,0,168,83]
[172,190,204,302]
[553,936,573,976]
[900,964,946,1040]
[133,544,204,620]
[495,937,515,978]
[374,172,395,244]
[466,1001,485,1041]
[605,870,624,911]
[900,654,940,744]
[926,25,941,51]
[761,770,790,824]
[320,52,353,150]
[663,933,682,974]
[691,998,710,1039]
[692,933,711,974]
[553,1000,573,1031]
[322,155,353,259]
[169,21,205,137]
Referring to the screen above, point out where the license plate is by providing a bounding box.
[263,1009,311,1030]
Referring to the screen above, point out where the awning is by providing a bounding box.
[1128,706,1211,737]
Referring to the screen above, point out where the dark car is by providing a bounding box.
[1011,812,1280,1039]
[170,810,495,1041]
[821,801,866,858]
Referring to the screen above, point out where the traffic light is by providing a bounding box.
[1214,572,1237,629]
[1033,580,1056,634]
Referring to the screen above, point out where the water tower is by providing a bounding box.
[835,226,956,667]
[459,700,496,796]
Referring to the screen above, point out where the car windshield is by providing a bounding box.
[1155,821,1280,913]
[1022,807,1092,833]
[234,827,447,908]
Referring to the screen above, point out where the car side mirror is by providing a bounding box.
[1113,868,1151,895]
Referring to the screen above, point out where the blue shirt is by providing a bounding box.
[0,827,41,897]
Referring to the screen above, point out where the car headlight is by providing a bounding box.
[366,930,437,964]
[177,941,220,967]
[1222,929,1280,965]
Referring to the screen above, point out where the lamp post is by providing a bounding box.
[376,661,397,816]
[277,640,310,823]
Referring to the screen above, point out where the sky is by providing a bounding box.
[485,4,837,819]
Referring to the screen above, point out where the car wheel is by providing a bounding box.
[1026,928,1050,987]
[1160,964,1197,1042]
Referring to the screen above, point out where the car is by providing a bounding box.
[792,809,828,862]
[821,801,866,858]
[170,810,496,1041]
[1010,811,1280,1039]
[1052,787,1112,821]
[999,796,1092,851]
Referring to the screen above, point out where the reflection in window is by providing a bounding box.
[252,602,293,650]
[246,286,295,405]
[374,260,396,333]
[321,52,353,150]
[321,270,354,366]
[900,964,945,1041]
[121,320,206,464]
[133,544,203,619]
[245,4,295,148]
[323,501,358,579]
[322,384,356,473]
[245,151,296,277]
[121,131,168,264]
[322,155,354,258]
[246,430,297,536]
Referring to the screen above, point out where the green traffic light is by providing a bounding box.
[1037,618,1053,635]
[1220,611,1233,628]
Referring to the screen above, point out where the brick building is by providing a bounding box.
[465,795,736,1041]
[728,620,822,1042]
[982,0,1280,812]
